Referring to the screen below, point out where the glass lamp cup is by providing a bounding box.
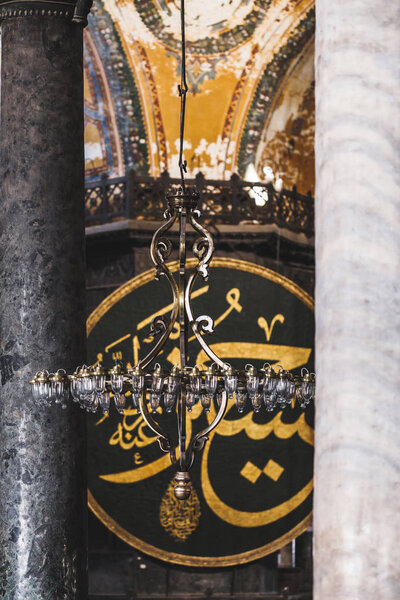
[90,394,99,413]
[200,394,211,413]
[167,376,179,395]
[131,366,145,393]
[111,374,123,395]
[205,365,218,395]
[150,393,161,414]
[301,379,312,401]
[30,372,51,403]
[245,365,259,397]
[264,391,277,412]
[81,375,95,395]
[164,392,176,413]
[46,377,55,403]
[189,366,202,395]
[167,365,180,396]
[310,380,315,400]
[110,363,124,395]
[94,374,106,394]
[61,388,69,409]
[151,364,164,394]
[92,364,106,394]
[251,394,262,412]
[79,393,90,411]
[39,380,50,401]
[114,393,126,414]
[186,391,197,412]
[295,388,306,409]
[132,374,145,392]
[85,392,95,412]
[51,372,66,404]
[53,380,64,403]
[286,377,296,404]
[276,371,289,403]
[132,392,141,411]
[263,366,277,393]
[70,378,80,402]
[235,391,247,413]
[99,391,110,414]
[205,374,218,395]
[224,366,237,398]
[32,381,41,401]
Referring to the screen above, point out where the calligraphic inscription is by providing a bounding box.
[87,258,314,566]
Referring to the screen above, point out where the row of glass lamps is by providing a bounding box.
[30,363,315,415]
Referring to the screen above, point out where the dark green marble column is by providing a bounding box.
[0,4,91,598]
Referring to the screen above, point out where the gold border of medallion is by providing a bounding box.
[87,257,314,566]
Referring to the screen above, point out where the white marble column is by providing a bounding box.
[314,1,400,599]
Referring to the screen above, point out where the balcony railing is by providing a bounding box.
[85,171,314,238]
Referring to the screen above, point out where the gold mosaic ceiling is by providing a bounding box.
[84,0,315,194]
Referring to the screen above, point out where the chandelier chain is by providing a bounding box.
[178,0,188,190]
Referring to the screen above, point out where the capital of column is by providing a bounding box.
[0,0,92,25]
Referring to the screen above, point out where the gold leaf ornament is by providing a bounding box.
[159,479,201,542]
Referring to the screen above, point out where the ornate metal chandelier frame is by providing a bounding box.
[30,0,315,500]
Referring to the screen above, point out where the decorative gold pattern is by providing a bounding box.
[159,479,201,542]
[240,459,285,484]
[240,461,262,484]
[264,459,284,482]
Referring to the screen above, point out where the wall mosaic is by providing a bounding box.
[84,0,150,180]
[237,8,315,178]
[259,80,315,196]
[84,0,315,192]
[84,33,122,177]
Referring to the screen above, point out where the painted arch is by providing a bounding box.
[84,0,315,193]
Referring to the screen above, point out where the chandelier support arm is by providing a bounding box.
[185,270,228,371]
[138,393,177,464]
[186,391,228,470]
[183,208,229,369]
[189,209,215,280]
[139,210,179,371]
[178,206,189,471]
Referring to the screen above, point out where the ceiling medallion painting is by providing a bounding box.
[135,0,271,55]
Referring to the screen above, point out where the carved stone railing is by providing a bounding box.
[85,171,314,238]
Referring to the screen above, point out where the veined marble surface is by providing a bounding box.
[314,1,400,598]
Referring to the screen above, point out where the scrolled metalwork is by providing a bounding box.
[184,251,227,370]
[139,211,179,371]
[195,315,214,335]
[138,393,176,466]
[186,391,228,471]
[149,315,169,337]
[189,210,214,280]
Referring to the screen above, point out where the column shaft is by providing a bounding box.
[0,16,87,599]
[314,1,400,598]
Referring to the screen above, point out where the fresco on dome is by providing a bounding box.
[84,0,315,195]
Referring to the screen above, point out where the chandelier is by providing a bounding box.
[29,0,315,501]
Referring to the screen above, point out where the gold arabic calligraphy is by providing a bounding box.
[94,285,313,528]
